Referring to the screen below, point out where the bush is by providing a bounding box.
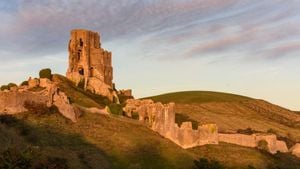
[39,68,52,80]
[8,83,17,89]
[0,148,32,169]
[0,115,18,126]
[33,157,69,169]
[237,127,255,135]
[0,147,69,169]
[108,103,123,115]
[24,101,56,116]
[257,140,269,152]
[267,128,277,134]
[21,81,29,86]
[0,85,9,91]
[194,158,225,169]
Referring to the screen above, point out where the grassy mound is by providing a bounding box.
[145,91,300,144]
[143,91,253,104]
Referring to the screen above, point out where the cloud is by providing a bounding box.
[0,0,300,62]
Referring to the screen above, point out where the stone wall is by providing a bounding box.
[218,133,288,154]
[124,99,219,149]
[0,78,79,122]
[124,99,289,154]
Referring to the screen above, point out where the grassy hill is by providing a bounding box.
[1,111,300,169]
[145,91,300,145]
[144,91,253,104]
[1,81,300,168]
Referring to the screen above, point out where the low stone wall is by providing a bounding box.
[219,133,288,154]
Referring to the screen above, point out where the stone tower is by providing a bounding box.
[66,29,115,100]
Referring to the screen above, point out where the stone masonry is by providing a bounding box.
[124,99,289,153]
[66,29,116,100]
[124,99,218,149]
[0,78,80,122]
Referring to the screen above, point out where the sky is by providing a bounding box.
[0,0,299,110]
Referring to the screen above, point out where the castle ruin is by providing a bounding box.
[67,29,115,100]
[124,99,288,153]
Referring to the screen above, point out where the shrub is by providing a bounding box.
[33,157,69,169]
[24,101,55,116]
[0,85,9,91]
[194,158,225,169]
[0,115,18,126]
[7,83,17,89]
[257,140,269,152]
[267,128,277,134]
[21,81,29,86]
[108,103,123,115]
[39,68,52,80]
[237,127,255,135]
[0,148,32,169]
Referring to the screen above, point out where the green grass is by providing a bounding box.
[145,91,300,143]
[1,112,299,169]
[189,143,300,169]
[1,82,299,168]
[0,112,195,169]
[53,74,109,108]
[143,91,253,104]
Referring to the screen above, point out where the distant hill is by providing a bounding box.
[144,91,253,104]
[145,91,300,145]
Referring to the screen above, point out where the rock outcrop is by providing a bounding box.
[0,78,80,122]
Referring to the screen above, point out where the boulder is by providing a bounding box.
[290,143,300,158]
[275,140,288,153]
[52,90,80,122]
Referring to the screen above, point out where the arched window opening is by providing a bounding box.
[79,38,83,47]
[79,68,84,75]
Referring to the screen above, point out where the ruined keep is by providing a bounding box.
[66,29,114,100]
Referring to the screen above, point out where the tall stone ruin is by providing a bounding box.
[66,29,115,100]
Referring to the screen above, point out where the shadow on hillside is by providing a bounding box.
[0,114,112,169]
[0,114,182,169]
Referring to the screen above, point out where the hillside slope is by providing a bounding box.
[1,82,300,169]
[145,91,300,144]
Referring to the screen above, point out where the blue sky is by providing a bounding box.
[0,0,299,110]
